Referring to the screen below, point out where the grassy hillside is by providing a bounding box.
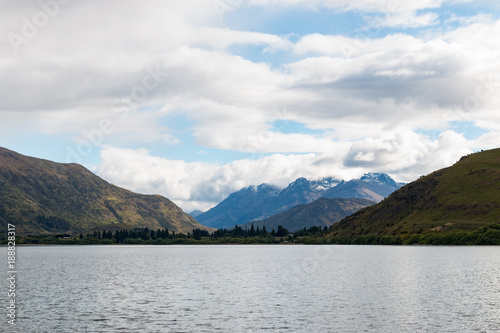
[240,198,375,232]
[0,147,212,235]
[328,148,500,239]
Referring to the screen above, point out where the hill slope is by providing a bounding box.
[329,148,500,238]
[196,174,401,229]
[240,198,376,232]
[0,147,212,235]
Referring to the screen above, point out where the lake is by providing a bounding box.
[1,245,499,332]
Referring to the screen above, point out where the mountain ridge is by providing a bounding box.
[0,147,213,235]
[196,173,403,229]
[328,148,500,238]
[239,197,376,232]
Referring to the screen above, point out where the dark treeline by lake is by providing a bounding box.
[5,223,500,246]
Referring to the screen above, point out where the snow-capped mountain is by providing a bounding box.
[195,174,403,229]
[275,177,342,213]
[193,183,282,229]
[323,173,402,202]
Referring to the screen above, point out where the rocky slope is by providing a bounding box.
[196,174,401,229]
[329,148,500,238]
[0,147,212,235]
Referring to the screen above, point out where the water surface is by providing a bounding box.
[1,245,499,332]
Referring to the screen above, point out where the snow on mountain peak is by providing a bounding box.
[360,173,396,186]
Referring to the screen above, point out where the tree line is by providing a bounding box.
[81,224,292,243]
[4,223,499,245]
[11,224,333,245]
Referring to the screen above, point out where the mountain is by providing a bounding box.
[193,184,282,229]
[196,174,401,229]
[323,173,400,202]
[240,198,376,232]
[275,177,341,212]
[189,210,204,218]
[329,148,500,238]
[0,147,213,235]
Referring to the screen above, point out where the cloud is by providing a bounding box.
[287,21,500,134]
[2,1,498,150]
[0,0,292,153]
[248,0,456,28]
[248,0,446,12]
[2,0,499,212]
[97,146,347,211]
[96,127,497,211]
[373,11,440,28]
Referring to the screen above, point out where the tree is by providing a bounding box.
[142,227,150,240]
[192,229,202,240]
[276,225,289,237]
[114,230,121,243]
[249,224,256,237]
[308,226,320,234]
[233,225,244,237]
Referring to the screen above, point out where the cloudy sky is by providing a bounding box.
[1,0,500,212]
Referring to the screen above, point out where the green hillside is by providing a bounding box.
[328,148,500,239]
[0,147,212,235]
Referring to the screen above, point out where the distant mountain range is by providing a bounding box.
[188,210,204,218]
[240,197,376,232]
[192,183,283,230]
[323,173,405,202]
[195,173,403,229]
[0,147,212,235]
[329,148,500,238]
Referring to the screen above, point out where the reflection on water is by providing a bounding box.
[1,245,499,332]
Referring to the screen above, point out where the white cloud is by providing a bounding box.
[249,0,456,28]
[374,11,440,28]
[96,127,495,211]
[97,146,349,211]
[0,0,290,113]
[248,0,446,12]
[287,22,500,137]
[2,1,498,150]
[2,0,499,212]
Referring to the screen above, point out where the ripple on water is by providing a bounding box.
[0,245,499,332]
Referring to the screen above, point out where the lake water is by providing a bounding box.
[1,245,499,332]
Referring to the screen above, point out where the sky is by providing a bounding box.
[1,0,500,212]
